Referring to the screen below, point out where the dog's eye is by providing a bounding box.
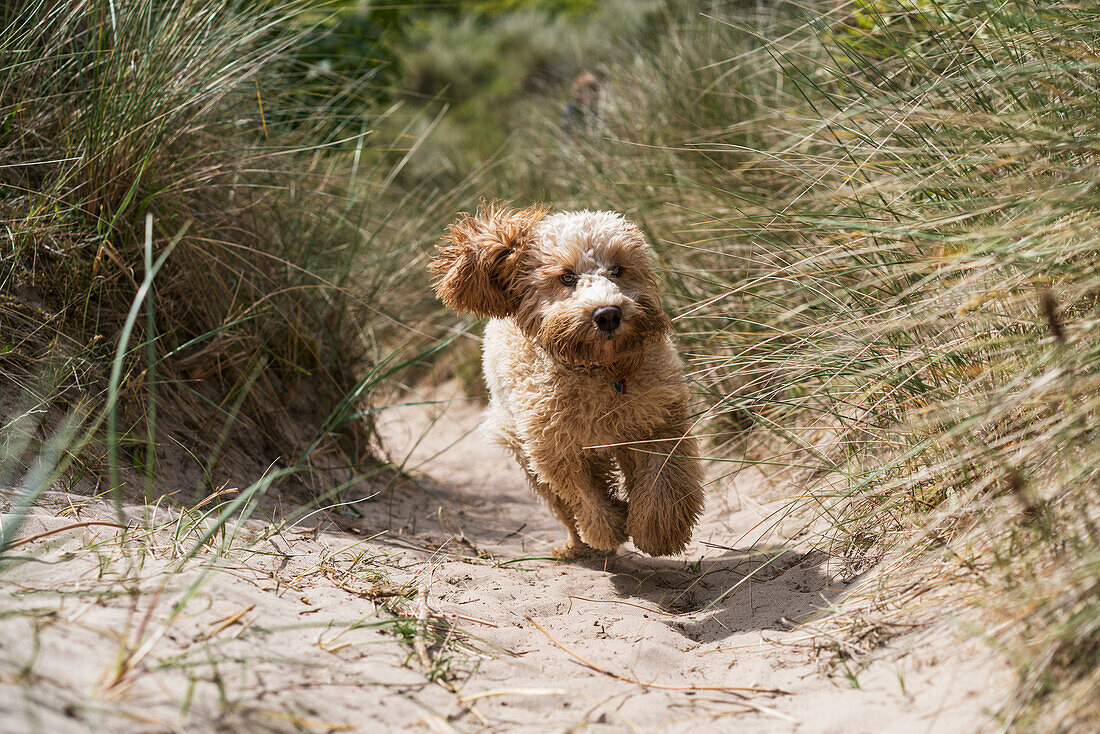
[559,273,578,287]
[607,266,622,278]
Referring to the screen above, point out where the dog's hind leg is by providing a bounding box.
[499,442,590,559]
[522,465,587,558]
[538,487,591,560]
[617,426,704,556]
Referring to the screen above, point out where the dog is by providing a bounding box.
[431,203,704,558]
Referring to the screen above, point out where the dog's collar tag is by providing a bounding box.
[613,379,625,393]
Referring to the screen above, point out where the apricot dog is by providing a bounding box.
[431,204,704,558]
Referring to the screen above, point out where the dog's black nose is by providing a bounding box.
[592,306,622,334]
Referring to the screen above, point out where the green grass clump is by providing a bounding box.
[508,1,1099,729]
[0,0,467,480]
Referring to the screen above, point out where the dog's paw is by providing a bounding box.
[627,493,702,557]
[628,521,688,556]
[552,539,609,561]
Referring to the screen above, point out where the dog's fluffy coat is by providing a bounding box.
[431,204,704,557]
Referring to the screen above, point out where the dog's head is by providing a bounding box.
[432,203,671,371]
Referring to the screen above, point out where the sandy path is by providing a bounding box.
[1,382,1009,732]
[370,382,1009,732]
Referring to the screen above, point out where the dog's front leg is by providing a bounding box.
[528,446,627,552]
[617,426,704,556]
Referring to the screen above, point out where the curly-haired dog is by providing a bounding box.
[431,204,704,558]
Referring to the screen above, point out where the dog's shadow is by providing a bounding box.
[328,469,843,646]
[576,548,842,644]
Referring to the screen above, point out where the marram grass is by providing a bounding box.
[0,0,470,472]
[512,1,1099,729]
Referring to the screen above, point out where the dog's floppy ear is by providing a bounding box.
[431,202,547,318]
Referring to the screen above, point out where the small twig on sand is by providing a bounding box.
[414,571,434,670]
[419,712,460,734]
[783,617,871,658]
[5,521,128,550]
[325,573,410,601]
[457,687,571,705]
[523,614,789,697]
[206,604,255,639]
[717,698,798,724]
[407,570,490,726]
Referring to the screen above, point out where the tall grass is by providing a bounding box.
[0,2,482,725]
[512,1,1099,729]
[0,0,470,481]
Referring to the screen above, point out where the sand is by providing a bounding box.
[0,382,1012,732]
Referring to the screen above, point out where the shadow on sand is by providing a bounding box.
[319,468,845,646]
[587,549,844,643]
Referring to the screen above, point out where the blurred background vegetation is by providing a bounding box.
[1,1,1097,730]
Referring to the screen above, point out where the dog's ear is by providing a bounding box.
[431,203,547,318]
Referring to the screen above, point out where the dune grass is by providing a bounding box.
[0,0,471,471]
[1,1,481,724]
[502,1,1098,729]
